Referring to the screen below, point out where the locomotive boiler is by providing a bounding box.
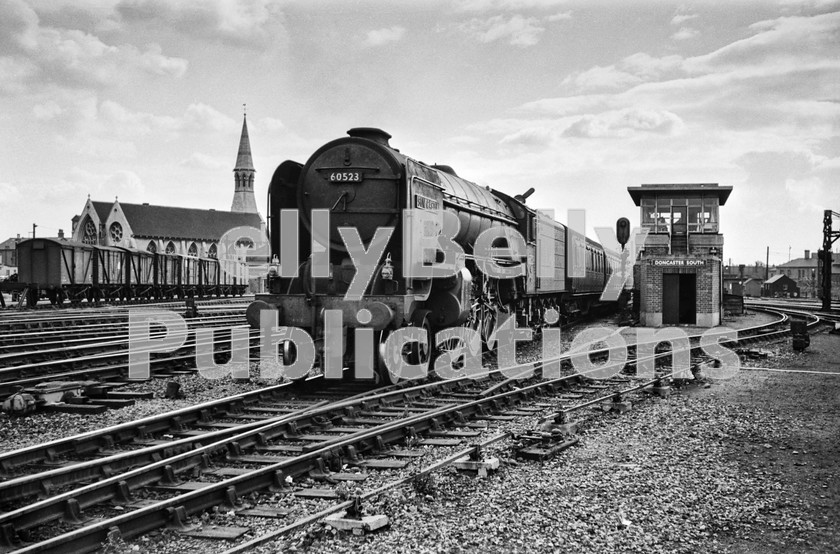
[248,128,615,380]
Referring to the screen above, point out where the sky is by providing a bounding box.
[1,0,838,267]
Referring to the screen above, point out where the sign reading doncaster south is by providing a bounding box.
[649,259,706,267]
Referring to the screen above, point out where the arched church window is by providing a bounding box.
[83,219,97,245]
[109,222,123,243]
[208,243,217,259]
[147,241,157,253]
[165,241,176,254]
[188,242,198,257]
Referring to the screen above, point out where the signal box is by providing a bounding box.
[627,183,732,327]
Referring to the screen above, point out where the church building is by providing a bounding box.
[71,114,263,257]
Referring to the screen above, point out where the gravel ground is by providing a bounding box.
[0,372,278,454]
[260,329,839,554]
[0,309,768,455]
[3,311,836,553]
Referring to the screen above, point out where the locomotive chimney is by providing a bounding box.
[347,127,391,146]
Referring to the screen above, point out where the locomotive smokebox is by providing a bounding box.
[298,128,403,251]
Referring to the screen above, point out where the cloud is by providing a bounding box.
[499,127,554,147]
[182,103,237,133]
[0,182,25,205]
[735,150,820,186]
[460,14,545,47]
[259,117,285,132]
[547,11,572,21]
[115,0,284,48]
[180,152,229,170]
[619,52,684,78]
[784,175,837,213]
[561,65,643,92]
[687,11,840,72]
[104,169,145,197]
[562,108,684,138]
[671,13,697,26]
[560,52,684,94]
[0,0,187,95]
[671,27,699,40]
[455,0,568,11]
[363,26,406,47]
[524,9,840,142]
[39,98,238,160]
[33,100,63,120]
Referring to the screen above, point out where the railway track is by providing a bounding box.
[0,311,245,352]
[0,300,250,328]
[0,314,251,399]
[0,308,819,553]
[745,298,840,316]
[0,296,253,314]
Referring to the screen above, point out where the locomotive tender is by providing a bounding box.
[4,238,246,307]
[248,128,618,379]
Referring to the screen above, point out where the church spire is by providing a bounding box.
[231,106,258,214]
[235,106,254,171]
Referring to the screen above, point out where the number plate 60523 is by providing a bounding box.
[328,171,363,183]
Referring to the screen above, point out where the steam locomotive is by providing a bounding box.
[247,128,618,379]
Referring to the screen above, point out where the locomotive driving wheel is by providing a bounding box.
[372,315,432,385]
[407,309,432,367]
[281,340,296,365]
[373,328,392,384]
[469,276,502,350]
[434,320,482,375]
[480,305,498,350]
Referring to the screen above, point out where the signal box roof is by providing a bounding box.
[627,183,732,206]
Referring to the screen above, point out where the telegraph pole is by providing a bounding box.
[821,210,840,311]
[765,246,769,282]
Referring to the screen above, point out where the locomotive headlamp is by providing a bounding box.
[268,265,278,278]
[381,253,394,280]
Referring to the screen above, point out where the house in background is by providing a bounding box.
[763,274,800,298]
[0,236,21,279]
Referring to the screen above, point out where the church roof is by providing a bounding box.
[116,202,262,241]
[92,201,111,222]
[235,115,255,171]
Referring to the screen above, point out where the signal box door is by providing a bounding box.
[663,273,696,325]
